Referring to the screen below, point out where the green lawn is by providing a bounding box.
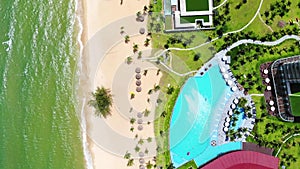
[229,39,300,94]
[180,15,209,24]
[186,0,209,11]
[177,160,198,169]
[165,15,173,30]
[290,93,300,116]
[259,0,300,32]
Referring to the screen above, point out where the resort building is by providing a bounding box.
[260,55,300,122]
[164,0,214,31]
[201,150,280,169]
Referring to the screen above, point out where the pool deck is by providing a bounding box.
[196,56,256,146]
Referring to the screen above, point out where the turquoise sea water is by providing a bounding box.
[0,0,85,168]
[170,63,241,167]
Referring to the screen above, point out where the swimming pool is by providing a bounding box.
[169,62,242,168]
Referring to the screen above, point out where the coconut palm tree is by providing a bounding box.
[124,151,131,159]
[134,145,140,152]
[125,35,130,43]
[144,109,150,117]
[146,161,153,169]
[126,56,133,64]
[130,118,136,124]
[144,38,150,46]
[133,43,138,53]
[89,86,113,118]
[127,159,134,166]
[138,139,144,145]
[138,51,142,59]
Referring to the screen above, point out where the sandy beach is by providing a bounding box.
[81,0,159,168]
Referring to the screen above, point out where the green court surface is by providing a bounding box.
[185,0,209,11]
[180,15,209,24]
[290,92,300,117]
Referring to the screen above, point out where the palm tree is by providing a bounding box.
[146,161,153,169]
[138,51,142,59]
[125,35,130,43]
[127,159,134,166]
[120,26,125,34]
[133,43,138,53]
[144,38,150,46]
[134,145,140,152]
[147,137,152,142]
[89,86,113,118]
[126,56,133,64]
[167,86,174,95]
[154,84,160,91]
[166,163,175,169]
[130,118,136,124]
[124,151,131,159]
[144,109,150,117]
[138,139,144,145]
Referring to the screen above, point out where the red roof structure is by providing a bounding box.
[201,151,279,169]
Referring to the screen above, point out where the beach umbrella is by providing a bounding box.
[265,78,270,83]
[136,80,141,86]
[137,119,143,124]
[139,28,145,34]
[267,86,271,91]
[139,152,144,157]
[269,100,274,106]
[136,73,141,79]
[234,98,239,104]
[263,69,269,74]
[136,86,142,92]
[223,73,229,79]
[138,125,143,131]
[137,112,143,118]
[227,80,233,86]
[224,122,230,127]
[271,106,275,112]
[222,56,227,61]
[139,165,145,169]
[135,67,141,73]
[231,86,237,92]
[228,110,233,116]
[225,117,231,122]
[231,103,236,109]
[139,158,145,164]
[223,127,229,132]
[220,67,226,73]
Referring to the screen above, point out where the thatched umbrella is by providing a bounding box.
[263,69,269,74]
[269,100,274,106]
[139,152,144,157]
[135,67,141,73]
[136,73,141,79]
[137,112,143,118]
[139,28,145,34]
[136,86,142,92]
[139,158,145,164]
[138,125,143,131]
[137,119,143,124]
[136,80,141,86]
[267,86,271,90]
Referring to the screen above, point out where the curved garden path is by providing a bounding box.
[145,35,300,77]
[275,133,300,157]
[213,0,229,10]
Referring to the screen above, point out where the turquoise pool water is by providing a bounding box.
[170,62,242,168]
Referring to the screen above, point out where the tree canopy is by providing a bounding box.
[89,86,113,118]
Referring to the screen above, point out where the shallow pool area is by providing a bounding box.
[169,62,242,168]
